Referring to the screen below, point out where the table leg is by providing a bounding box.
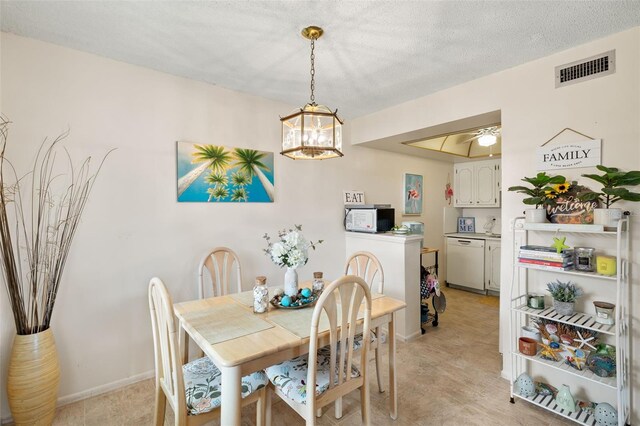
[388,312,398,420]
[179,324,188,365]
[220,365,242,426]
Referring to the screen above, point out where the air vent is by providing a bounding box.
[555,50,615,88]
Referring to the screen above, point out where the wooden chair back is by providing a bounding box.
[198,247,243,299]
[306,275,372,414]
[148,277,186,421]
[344,251,384,294]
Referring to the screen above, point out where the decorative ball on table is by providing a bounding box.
[280,295,292,307]
[301,287,312,298]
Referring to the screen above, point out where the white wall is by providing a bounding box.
[352,27,640,421]
[0,33,453,419]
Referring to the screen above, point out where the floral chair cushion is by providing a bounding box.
[183,357,268,416]
[351,331,378,351]
[265,351,360,405]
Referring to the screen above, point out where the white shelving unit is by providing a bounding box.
[509,217,630,426]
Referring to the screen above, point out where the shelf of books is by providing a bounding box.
[516,264,617,281]
[517,244,617,279]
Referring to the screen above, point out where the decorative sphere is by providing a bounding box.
[514,373,535,398]
[301,288,312,298]
[274,288,284,297]
[594,402,617,426]
[550,342,560,349]
[281,296,292,307]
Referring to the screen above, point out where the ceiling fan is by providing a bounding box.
[457,126,501,146]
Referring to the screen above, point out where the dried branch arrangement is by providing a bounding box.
[0,117,112,335]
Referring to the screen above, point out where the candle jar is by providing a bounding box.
[312,271,324,293]
[574,247,595,272]
[593,301,615,325]
[596,255,617,276]
[253,276,269,313]
[527,293,545,310]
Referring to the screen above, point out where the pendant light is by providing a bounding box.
[280,26,343,160]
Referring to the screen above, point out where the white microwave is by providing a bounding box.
[345,207,395,233]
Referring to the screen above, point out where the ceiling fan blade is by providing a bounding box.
[457,135,479,144]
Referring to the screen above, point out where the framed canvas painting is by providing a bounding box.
[176,142,274,203]
[403,173,423,215]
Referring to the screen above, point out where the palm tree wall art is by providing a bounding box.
[176,142,274,203]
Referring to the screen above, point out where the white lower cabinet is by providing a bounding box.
[484,240,501,291]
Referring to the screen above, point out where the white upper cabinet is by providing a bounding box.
[454,159,501,207]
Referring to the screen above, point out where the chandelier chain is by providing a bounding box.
[309,38,315,104]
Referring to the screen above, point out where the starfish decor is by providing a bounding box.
[537,341,563,361]
[572,329,597,350]
[551,236,570,254]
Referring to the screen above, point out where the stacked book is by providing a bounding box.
[518,245,574,271]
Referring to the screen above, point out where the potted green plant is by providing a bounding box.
[1,118,111,424]
[508,172,567,223]
[546,279,583,316]
[578,165,640,228]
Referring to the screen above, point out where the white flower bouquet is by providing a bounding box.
[263,225,322,269]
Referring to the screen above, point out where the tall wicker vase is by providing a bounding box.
[7,328,60,425]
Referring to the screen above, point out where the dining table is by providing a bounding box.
[173,284,406,426]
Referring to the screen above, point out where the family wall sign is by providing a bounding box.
[536,138,601,171]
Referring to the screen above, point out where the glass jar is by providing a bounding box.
[253,276,269,313]
[574,247,595,272]
[312,272,324,293]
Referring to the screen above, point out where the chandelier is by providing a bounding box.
[280,26,343,160]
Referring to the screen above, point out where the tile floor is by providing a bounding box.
[9,288,574,425]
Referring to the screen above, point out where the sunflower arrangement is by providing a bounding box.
[544,181,572,200]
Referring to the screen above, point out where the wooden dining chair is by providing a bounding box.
[148,277,268,426]
[344,251,385,394]
[264,275,372,426]
[198,247,243,299]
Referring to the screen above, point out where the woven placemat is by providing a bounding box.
[181,303,274,345]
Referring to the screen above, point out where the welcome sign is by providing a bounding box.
[537,139,601,171]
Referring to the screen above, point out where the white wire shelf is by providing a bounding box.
[517,263,617,280]
[513,393,597,425]
[513,303,616,336]
[513,352,617,388]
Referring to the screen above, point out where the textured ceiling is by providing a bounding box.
[2,1,639,118]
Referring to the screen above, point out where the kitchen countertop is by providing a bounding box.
[445,232,501,241]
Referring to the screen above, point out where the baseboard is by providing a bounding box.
[1,370,155,424]
[58,370,155,405]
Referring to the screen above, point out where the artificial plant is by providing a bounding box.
[508,172,567,208]
[0,117,112,334]
[578,165,640,208]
